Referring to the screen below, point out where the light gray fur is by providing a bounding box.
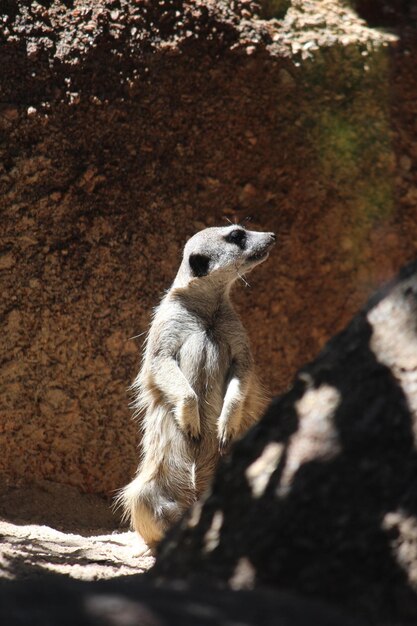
[117,225,275,551]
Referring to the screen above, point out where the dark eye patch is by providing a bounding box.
[225,229,247,249]
[189,253,210,277]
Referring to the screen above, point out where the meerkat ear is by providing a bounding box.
[189,253,210,278]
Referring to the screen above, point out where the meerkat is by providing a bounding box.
[118,224,275,552]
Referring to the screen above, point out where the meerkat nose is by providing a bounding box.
[269,233,276,242]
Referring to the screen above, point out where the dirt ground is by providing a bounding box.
[0,483,153,581]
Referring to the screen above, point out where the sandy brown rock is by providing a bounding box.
[1,0,416,499]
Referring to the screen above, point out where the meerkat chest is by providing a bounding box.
[177,317,233,389]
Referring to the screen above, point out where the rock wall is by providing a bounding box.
[1,0,416,494]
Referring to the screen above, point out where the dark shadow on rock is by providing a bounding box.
[154,259,417,626]
[0,564,363,626]
[349,0,414,28]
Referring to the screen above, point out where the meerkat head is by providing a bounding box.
[176,225,276,288]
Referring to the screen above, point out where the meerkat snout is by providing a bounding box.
[242,230,276,269]
[117,224,274,552]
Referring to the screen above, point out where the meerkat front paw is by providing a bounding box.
[218,430,232,455]
[217,422,239,455]
[175,394,201,443]
[217,407,243,454]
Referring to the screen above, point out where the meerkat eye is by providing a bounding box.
[225,229,247,249]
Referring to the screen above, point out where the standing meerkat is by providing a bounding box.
[118,224,275,551]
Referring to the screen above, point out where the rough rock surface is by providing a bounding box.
[153,258,417,626]
[2,0,414,496]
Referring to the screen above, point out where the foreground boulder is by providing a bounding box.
[153,259,417,625]
[0,574,360,626]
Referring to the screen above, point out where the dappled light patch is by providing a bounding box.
[245,441,284,498]
[187,498,204,529]
[278,382,341,488]
[203,510,224,554]
[229,557,257,590]
[368,276,417,443]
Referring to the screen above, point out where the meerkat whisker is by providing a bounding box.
[237,271,250,288]
[129,331,148,341]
